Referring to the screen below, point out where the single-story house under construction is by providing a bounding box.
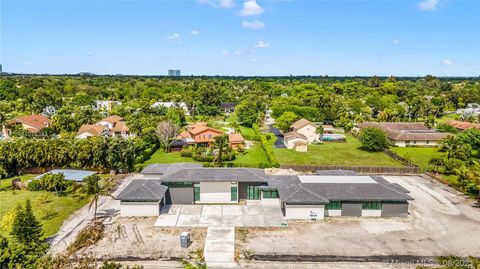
[117,165,413,219]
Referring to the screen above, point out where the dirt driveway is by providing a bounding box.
[237,175,480,259]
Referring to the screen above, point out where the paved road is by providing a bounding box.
[267,124,286,148]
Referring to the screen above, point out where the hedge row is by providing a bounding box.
[260,134,280,168]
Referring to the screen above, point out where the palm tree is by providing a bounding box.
[76,106,98,125]
[440,135,463,159]
[83,175,114,219]
[453,166,472,192]
[212,134,229,167]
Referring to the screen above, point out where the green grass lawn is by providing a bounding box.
[391,147,443,171]
[0,175,90,239]
[239,125,256,137]
[229,142,269,167]
[143,150,201,165]
[437,113,459,123]
[273,135,404,167]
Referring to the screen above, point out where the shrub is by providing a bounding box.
[27,180,42,191]
[35,194,51,204]
[180,150,193,158]
[358,127,390,152]
[40,208,58,220]
[260,134,279,167]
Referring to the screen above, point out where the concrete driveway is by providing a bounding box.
[154,204,285,227]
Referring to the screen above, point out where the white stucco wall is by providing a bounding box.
[296,124,319,143]
[261,198,281,206]
[285,137,306,149]
[120,201,160,217]
[324,209,342,217]
[199,182,232,203]
[285,205,325,220]
[76,132,94,139]
[361,209,382,217]
[393,140,439,147]
[96,121,114,129]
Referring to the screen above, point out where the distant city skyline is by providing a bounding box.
[2,0,479,76]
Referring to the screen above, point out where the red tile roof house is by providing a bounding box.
[11,114,51,133]
[176,122,245,148]
[445,120,480,131]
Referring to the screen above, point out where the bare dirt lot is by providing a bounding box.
[237,175,480,259]
[82,216,206,260]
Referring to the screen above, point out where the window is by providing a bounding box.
[247,185,260,200]
[262,190,279,199]
[194,185,200,201]
[163,182,193,187]
[426,141,429,144]
[209,134,212,139]
[362,201,382,210]
[231,183,238,201]
[325,201,342,210]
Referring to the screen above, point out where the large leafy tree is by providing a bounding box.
[358,127,390,152]
[212,134,229,167]
[275,111,298,132]
[236,100,260,127]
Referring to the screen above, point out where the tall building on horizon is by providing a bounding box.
[168,69,181,76]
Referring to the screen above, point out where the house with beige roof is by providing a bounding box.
[358,122,448,147]
[290,119,319,143]
[76,115,133,139]
[283,132,308,152]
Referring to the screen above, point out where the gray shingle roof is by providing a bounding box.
[116,180,167,202]
[160,168,266,183]
[267,175,412,204]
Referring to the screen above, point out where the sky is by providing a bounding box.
[1,0,479,76]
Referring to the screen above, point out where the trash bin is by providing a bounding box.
[180,232,191,248]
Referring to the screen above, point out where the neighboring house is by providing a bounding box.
[455,103,480,117]
[11,114,51,133]
[445,120,480,131]
[33,169,97,182]
[117,165,413,219]
[76,124,110,139]
[220,102,237,114]
[151,101,190,115]
[95,100,122,111]
[76,115,133,139]
[284,132,308,152]
[290,119,319,143]
[176,122,244,148]
[358,122,448,147]
[228,133,245,148]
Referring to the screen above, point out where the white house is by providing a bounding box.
[95,100,122,111]
[290,119,319,143]
[283,132,309,152]
[151,102,190,115]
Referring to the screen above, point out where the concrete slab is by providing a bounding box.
[243,215,265,227]
[202,205,223,216]
[204,227,235,267]
[243,205,264,215]
[180,205,203,215]
[222,205,242,216]
[222,215,243,227]
[154,214,179,227]
[160,204,182,215]
[199,215,222,227]
[177,214,200,227]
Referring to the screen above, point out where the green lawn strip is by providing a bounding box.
[143,150,201,165]
[229,142,270,167]
[0,189,90,238]
[0,174,37,190]
[437,113,459,123]
[273,135,404,167]
[239,126,256,137]
[390,147,442,171]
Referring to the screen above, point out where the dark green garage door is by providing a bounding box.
[247,185,260,200]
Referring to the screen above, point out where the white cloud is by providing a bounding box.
[240,0,264,16]
[221,50,230,55]
[418,0,439,11]
[393,39,400,45]
[254,41,270,48]
[167,33,182,44]
[442,59,453,66]
[241,20,265,30]
[199,0,235,8]
[87,51,94,56]
[190,30,200,36]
